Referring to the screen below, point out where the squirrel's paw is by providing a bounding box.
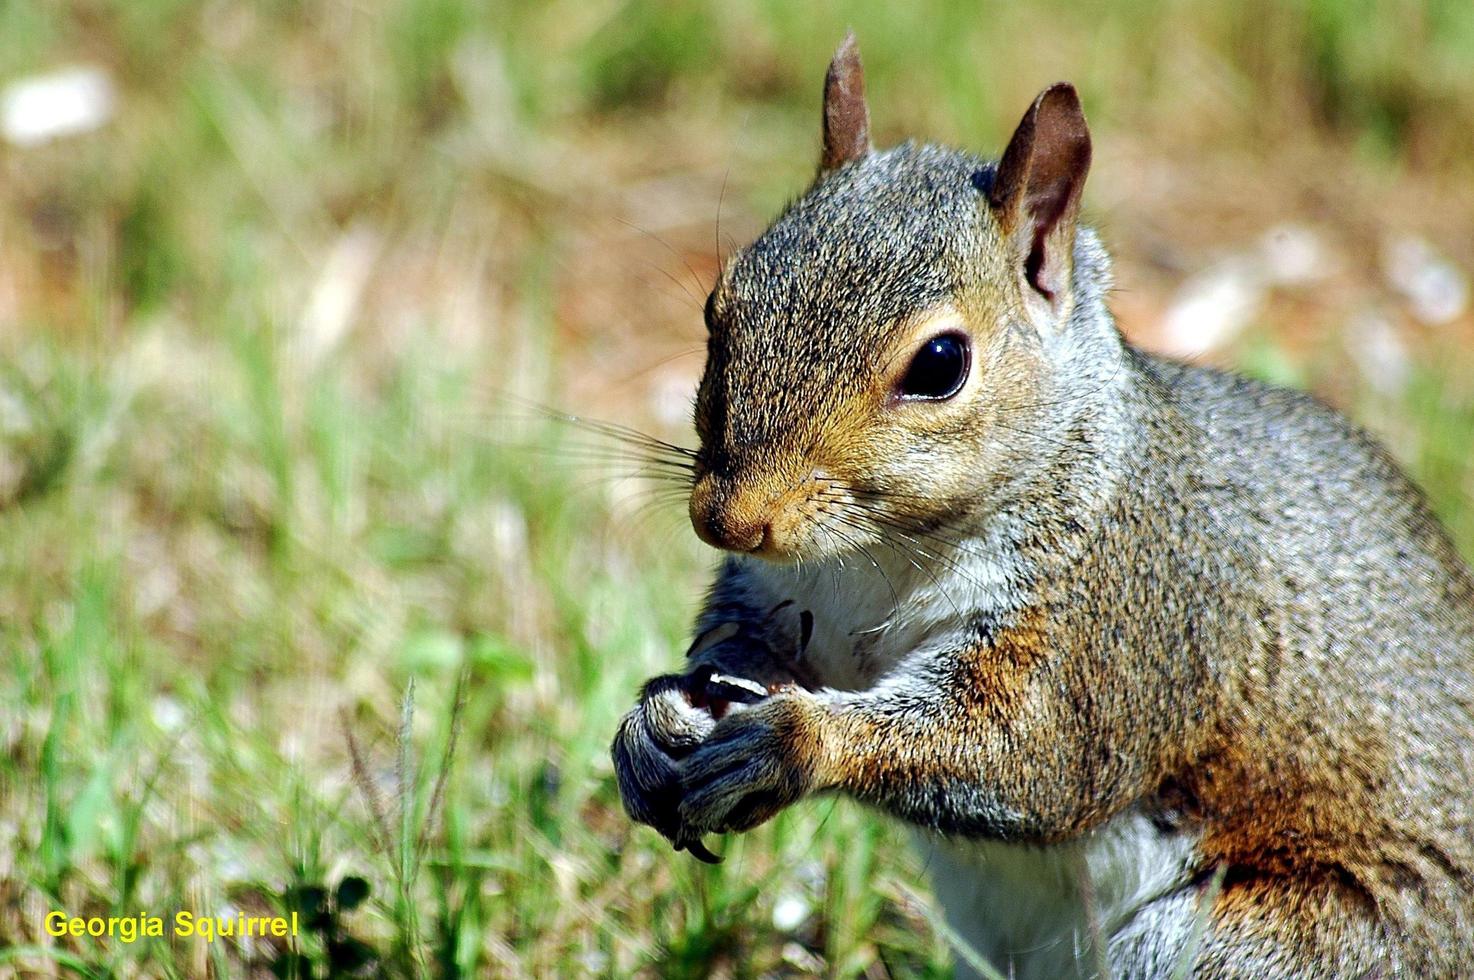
[611,673,718,845]
[678,694,827,834]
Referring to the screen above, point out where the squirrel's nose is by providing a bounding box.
[689,479,770,553]
[696,514,767,553]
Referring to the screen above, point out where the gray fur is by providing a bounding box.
[614,80,1474,977]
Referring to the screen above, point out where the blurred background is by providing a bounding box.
[1,1,1471,976]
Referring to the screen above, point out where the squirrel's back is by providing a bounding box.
[1122,351,1474,971]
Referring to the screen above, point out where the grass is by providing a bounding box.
[1,1,1472,977]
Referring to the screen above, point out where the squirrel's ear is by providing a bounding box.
[819,31,871,173]
[988,83,1092,325]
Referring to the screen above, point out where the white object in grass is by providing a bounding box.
[1,66,115,147]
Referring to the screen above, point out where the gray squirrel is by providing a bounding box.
[611,33,1474,978]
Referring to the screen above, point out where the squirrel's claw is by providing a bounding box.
[611,673,719,844]
[674,835,724,864]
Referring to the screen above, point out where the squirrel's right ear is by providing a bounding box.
[987,83,1092,328]
[819,31,871,173]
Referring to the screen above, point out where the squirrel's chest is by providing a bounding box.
[918,807,1201,979]
[753,544,1023,689]
[758,570,946,689]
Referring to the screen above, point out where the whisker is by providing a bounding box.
[525,444,697,474]
[467,394,701,461]
[715,166,731,270]
[615,216,713,311]
[817,488,998,570]
[549,415,698,459]
[824,494,999,606]
[831,510,957,620]
[819,513,902,623]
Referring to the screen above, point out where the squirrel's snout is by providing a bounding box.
[689,476,773,554]
[695,513,768,553]
[690,487,768,553]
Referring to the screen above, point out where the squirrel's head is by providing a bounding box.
[689,33,1108,562]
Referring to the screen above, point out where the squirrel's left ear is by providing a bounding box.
[988,83,1092,327]
[819,31,871,172]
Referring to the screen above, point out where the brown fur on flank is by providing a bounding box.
[612,34,1474,978]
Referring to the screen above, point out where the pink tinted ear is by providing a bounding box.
[988,83,1092,318]
[820,31,872,172]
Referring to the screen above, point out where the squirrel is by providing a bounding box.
[611,32,1474,979]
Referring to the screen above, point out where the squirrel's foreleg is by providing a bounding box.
[683,618,1125,843]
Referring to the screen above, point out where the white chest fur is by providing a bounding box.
[740,517,1025,690]
[919,806,1200,979]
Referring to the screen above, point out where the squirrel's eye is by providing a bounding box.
[898,332,970,401]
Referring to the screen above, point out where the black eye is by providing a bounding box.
[898,332,970,400]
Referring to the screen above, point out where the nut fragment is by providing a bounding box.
[705,672,769,704]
